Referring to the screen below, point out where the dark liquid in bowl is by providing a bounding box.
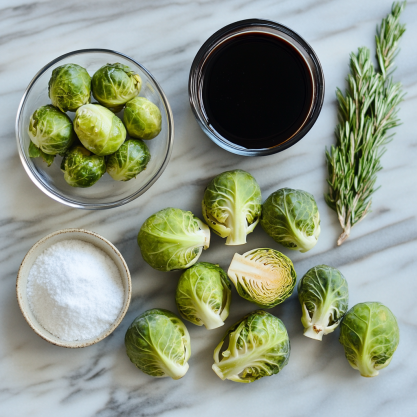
[202,33,313,149]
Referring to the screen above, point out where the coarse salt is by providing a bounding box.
[27,239,124,342]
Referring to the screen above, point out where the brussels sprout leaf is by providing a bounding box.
[29,141,55,167]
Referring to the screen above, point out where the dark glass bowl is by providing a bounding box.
[189,19,325,157]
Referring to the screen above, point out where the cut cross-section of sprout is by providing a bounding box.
[227,248,296,308]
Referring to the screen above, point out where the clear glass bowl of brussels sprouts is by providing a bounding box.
[16,49,174,209]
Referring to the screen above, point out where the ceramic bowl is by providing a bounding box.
[16,229,131,348]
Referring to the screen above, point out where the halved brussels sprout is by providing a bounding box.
[137,207,210,271]
[28,105,75,156]
[339,302,399,377]
[125,309,191,380]
[74,104,126,156]
[91,63,142,112]
[260,188,321,253]
[29,141,55,167]
[202,170,262,245]
[61,145,106,188]
[298,265,349,340]
[176,262,231,330]
[123,97,162,140]
[227,248,296,308]
[212,310,290,383]
[106,139,150,181]
[48,63,91,112]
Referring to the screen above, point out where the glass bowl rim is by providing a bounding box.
[16,48,174,210]
[188,18,325,157]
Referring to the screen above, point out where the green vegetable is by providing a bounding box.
[48,63,91,112]
[74,104,126,156]
[212,310,290,383]
[202,169,262,246]
[106,139,150,181]
[124,97,162,140]
[325,2,406,245]
[61,145,106,188]
[298,265,349,341]
[176,262,231,329]
[91,63,142,112]
[28,141,55,167]
[138,207,210,271]
[339,302,399,377]
[125,309,191,380]
[227,248,296,308]
[28,105,75,156]
[260,188,320,253]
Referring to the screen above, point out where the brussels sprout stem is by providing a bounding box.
[225,214,248,245]
[196,219,211,249]
[303,322,338,341]
[212,349,264,381]
[355,356,379,378]
[301,303,339,341]
[303,326,322,340]
[213,321,275,381]
[228,253,279,282]
[160,358,190,380]
[195,303,225,330]
[294,232,319,253]
[213,323,250,380]
[201,225,211,250]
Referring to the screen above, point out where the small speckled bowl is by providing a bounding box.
[16,229,131,348]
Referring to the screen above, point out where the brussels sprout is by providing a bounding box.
[227,248,296,308]
[106,139,150,181]
[123,97,162,140]
[61,145,106,188]
[48,64,91,112]
[260,188,321,253]
[212,310,290,383]
[339,302,399,377]
[74,104,126,156]
[138,208,210,271]
[176,262,231,330]
[91,63,142,111]
[202,170,262,246]
[298,265,349,341]
[29,141,55,167]
[28,105,75,156]
[125,309,191,380]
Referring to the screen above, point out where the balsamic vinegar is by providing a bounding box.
[202,33,313,149]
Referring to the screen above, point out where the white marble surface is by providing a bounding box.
[1,0,417,416]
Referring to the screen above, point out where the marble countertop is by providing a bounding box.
[1,1,416,416]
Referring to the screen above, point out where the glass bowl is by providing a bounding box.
[16,49,174,209]
[189,19,324,157]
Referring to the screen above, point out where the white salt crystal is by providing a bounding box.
[27,239,124,342]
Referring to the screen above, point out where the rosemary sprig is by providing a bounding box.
[325,1,406,246]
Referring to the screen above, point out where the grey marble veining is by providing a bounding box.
[1,0,417,416]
